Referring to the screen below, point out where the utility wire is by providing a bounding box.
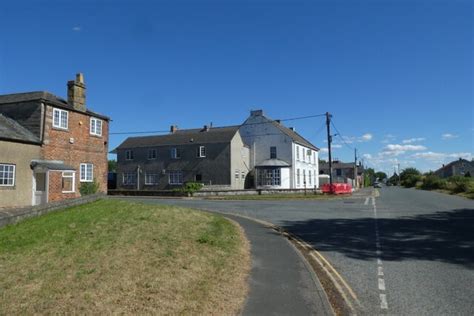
[330,121,354,151]
[110,113,327,135]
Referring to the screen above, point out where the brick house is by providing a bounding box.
[319,160,364,188]
[0,74,110,208]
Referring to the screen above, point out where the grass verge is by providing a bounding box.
[0,199,250,314]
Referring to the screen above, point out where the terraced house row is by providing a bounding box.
[113,110,320,190]
[0,74,109,208]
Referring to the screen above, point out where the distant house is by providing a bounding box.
[239,110,319,189]
[113,125,250,190]
[319,160,364,188]
[433,158,474,178]
[0,74,110,208]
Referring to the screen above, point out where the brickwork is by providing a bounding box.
[47,170,77,202]
[41,105,109,202]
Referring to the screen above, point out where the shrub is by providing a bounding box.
[174,182,203,196]
[402,174,421,188]
[447,176,472,193]
[79,181,100,196]
[420,174,446,190]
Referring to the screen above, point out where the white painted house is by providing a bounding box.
[239,110,319,189]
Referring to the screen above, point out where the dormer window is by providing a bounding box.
[90,117,103,136]
[53,108,68,129]
[198,146,206,158]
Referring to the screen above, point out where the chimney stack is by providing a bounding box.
[250,109,263,116]
[202,124,210,132]
[289,127,295,131]
[67,73,86,112]
[170,125,178,133]
[275,119,281,124]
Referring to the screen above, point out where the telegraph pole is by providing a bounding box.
[326,112,333,192]
[354,148,358,189]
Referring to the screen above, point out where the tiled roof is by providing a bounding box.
[0,91,109,120]
[0,114,40,144]
[114,125,240,150]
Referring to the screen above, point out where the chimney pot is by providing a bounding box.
[275,119,281,124]
[170,125,178,133]
[289,127,295,131]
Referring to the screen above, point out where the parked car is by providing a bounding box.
[374,182,382,188]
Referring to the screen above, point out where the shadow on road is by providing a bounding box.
[283,208,474,268]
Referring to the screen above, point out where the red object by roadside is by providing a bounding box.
[321,183,352,194]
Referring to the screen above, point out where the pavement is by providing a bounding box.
[118,187,474,315]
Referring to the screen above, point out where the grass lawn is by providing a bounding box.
[204,193,345,200]
[0,199,250,314]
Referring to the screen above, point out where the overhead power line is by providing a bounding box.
[110,112,327,135]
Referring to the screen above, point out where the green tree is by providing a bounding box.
[364,168,375,186]
[400,167,421,188]
[108,160,117,172]
[375,172,387,181]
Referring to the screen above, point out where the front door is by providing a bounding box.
[33,172,47,205]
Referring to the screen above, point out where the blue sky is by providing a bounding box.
[1,0,472,174]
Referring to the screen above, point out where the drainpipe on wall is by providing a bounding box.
[137,165,140,191]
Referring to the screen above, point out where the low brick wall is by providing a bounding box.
[0,193,106,228]
[108,188,321,197]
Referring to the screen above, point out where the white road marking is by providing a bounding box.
[378,266,384,276]
[380,294,388,309]
[364,197,369,205]
[378,278,386,291]
[372,191,389,310]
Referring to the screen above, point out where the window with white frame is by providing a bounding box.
[301,147,305,162]
[296,169,300,186]
[0,164,15,186]
[169,171,183,185]
[296,146,300,160]
[90,117,103,136]
[62,171,75,193]
[123,172,137,185]
[148,149,157,160]
[125,150,134,160]
[53,108,68,129]
[307,149,312,162]
[309,170,312,186]
[314,152,317,164]
[257,167,281,186]
[80,163,93,182]
[145,173,159,185]
[303,169,306,185]
[198,146,206,158]
[171,147,181,159]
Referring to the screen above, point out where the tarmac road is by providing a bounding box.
[125,187,474,315]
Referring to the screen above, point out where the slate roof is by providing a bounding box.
[271,120,319,151]
[0,113,41,144]
[255,159,291,167]
[114,125,241,150]
[31,160,75,171]
[0,91,110,120]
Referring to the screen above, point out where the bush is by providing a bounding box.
[173,182,203,196]
[447,176,472,193]
[79,181,100,196]
[402,174,421,188]
[420,174,446,190]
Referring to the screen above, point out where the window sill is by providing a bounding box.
[0,185,16,190]
[62,191,75,194]
[52,127,69,132]
[90,134,103,138]
[80,180,93,183]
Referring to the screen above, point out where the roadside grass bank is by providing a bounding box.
[0,199,250,314]
[414,175,474,199]
[204,193,345,201]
